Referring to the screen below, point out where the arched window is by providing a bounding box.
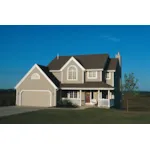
[67,65,77,80]
[31,73,40,80]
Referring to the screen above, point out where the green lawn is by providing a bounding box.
[1,108,150,124]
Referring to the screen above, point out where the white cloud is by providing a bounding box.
[100,35,120,42]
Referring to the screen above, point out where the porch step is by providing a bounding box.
[80,105,97,109]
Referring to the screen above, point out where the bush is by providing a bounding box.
[57,99,78,108]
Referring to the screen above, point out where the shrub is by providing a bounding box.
[57,99,78,108]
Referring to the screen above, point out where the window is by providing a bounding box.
[88,71,97,79]
[67,66,77,80]
[105,72,111,79]
[68,91,78,99]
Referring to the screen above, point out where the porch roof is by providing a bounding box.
[60,82,113,89]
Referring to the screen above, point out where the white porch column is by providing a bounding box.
[108,90,110,99]
[98,90,100,107]
[80,90,82,106]
[108,90,110,108]
[109,91,112,99]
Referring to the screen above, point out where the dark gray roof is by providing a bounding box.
[60,82,113,88]
[48,54,109,70]
[104,58,118,70]
[37,64,60,87]
[107,58,118,70]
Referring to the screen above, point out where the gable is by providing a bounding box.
[61,59,84,84]
[60,57,85,71]
[15,64,58,90]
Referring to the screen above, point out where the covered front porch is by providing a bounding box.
[60,88,115,108]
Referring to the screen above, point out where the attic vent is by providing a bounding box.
[31,73,40,80]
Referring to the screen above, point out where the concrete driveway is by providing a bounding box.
[0,106,45,117]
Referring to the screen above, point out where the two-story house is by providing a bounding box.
[15,52,122,108]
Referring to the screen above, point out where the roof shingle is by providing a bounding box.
[106,58,118,70]
[48,54,109,70]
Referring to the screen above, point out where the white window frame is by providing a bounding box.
[67,91,79,99]
[106,72,111,80]
[87,71,97,79]
[67,65,78,81]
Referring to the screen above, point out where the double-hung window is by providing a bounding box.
[88,71,97,79]
[67,91,78,99]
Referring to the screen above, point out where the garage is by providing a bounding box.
[20,90,51,107]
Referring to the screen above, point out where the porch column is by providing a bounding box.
[98,90,100,107]
[108,90,110,99]
[99,91,102,99]
[80,90,82,106]
[108,90,110,107]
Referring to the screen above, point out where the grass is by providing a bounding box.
[1,108,150,124]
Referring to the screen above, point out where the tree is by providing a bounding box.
[122,73,139,112]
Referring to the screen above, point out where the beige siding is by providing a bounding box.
[62,60,84,83]
[52,72,61,81]
[106,72,114,87]
[81,91,85,105]
[81,91,85,100]
[16,67,56,107]
[85,71,102,82]
[93,91,98,101]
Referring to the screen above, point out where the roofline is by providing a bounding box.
[60,57,85,71]
[106,70,116,72]
[86,69,103,71]
[49,70,61,72]
[61,87,114,90]
[49,69,104,72]
[58,53,109,57]
[15,64,58,90]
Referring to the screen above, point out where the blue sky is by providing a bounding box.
[0,25,149,91]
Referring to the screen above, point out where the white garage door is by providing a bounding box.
[21,90,51,107]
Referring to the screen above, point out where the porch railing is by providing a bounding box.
[98,99,114,108]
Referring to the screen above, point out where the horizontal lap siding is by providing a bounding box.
[93,91,98,101]
[52,72,61,81]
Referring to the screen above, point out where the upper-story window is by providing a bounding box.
[67,65,78,80]
[88,71,97,79]
[105,72,111,80]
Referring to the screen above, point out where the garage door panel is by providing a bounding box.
[21,91,51,107]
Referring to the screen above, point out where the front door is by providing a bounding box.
[85,92,90,103]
